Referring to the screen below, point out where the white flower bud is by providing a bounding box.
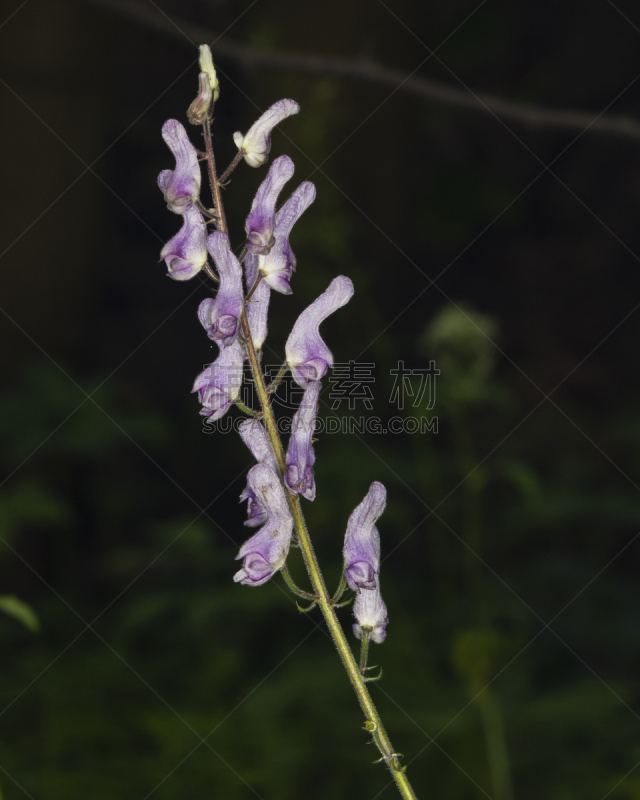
[199,44,219,101]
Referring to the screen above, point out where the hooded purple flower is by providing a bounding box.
[233,99,300,168]
[285,380,320,500]
[353,584,388,644]
[343,482,386,591]
[157,119,201,213]
[198,232,244,347]
[285,276,354,387]
[258,181,316,294]
[244,180,316,348]
[238,419,280,527]
[245,156,295,256]
[234,463,294,586]
[192,339,244,421]
[159,206,207,280]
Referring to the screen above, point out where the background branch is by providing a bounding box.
[85,0,640,142]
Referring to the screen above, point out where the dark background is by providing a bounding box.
[2,0,640,798]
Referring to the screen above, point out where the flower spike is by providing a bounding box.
[198,232,244,347]
[286,276,354,387]
[343,482,386,591]
[245,155,295,256]
[157,119,201,213]
[159,206,207,280]
[234,463,294,586]
[233,99,300,168]
[192,339,244,421]
[285,380,320,500]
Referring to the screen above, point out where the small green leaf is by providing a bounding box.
[0,595,40,632]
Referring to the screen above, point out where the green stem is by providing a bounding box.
[359,630,370,673]
[218,148,245,184]
[202,115,227,235]
[204,127,418,800]
[450,402,483,591]
[235,399,260,417]
[331,569,348,604]
[245,271,264,305]
[281,563,317,600]
[266,362,289,394]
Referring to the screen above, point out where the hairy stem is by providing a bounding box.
[219,149,246,184]
[359,630,371,673]
[203,115,227,235]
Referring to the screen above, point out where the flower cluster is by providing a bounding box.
[157,49,388,644]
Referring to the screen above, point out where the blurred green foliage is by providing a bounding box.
[1,324,638,799]
[3,0,640,797]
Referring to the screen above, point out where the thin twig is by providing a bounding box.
[85,0,640,142]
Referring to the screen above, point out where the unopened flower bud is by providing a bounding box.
[187,72,213,125]
[199,44,219,101]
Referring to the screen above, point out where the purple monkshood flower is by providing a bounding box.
[244,180,316,348]
[159,206,207,280]
[238,419,280,527]
[285,380,320,500]
[157,119,201,213]
[239,483,268,528]
[198,232,244,347]
[285,276,354,388]
[233,99,299,168]
[353,584,388,644]
[258,181,316,294]
[245,155,295,256]
[192,338,244,421]
[234,463,294,586]
[343,481,386,591]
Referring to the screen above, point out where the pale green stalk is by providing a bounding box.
[477,689,513,800]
